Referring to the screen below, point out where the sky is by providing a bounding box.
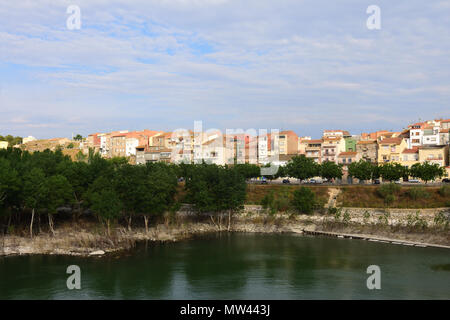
[0,0,449,139]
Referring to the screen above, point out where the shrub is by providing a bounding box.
[377,183,401,199]
[333,207,343,221]
[384,194,396,206]
[291,187,316,214]
[327,207,338,215]
[363,210,371,223]
[434,211,449,229]
[274,190,291,212]
[342,210,351,224]
[439,185,450,197]
[378,210,390,225]
[406,211,428,230]
[408,187,430,200]
[261,191,275,211]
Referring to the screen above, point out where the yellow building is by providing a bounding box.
[418,145,449,167]
[400,147,419,168]
[377,137,407,163]
[0,141,8,149]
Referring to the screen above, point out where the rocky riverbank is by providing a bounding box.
[1,206,449,257]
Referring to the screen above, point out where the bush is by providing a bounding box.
[434,211,449,229]
[377,183,401,198]
[406,211,428,230]
[408,187,430,200]
[363,210,371,224]
[291,187,316,214]
[384,194,395,206]
[261,191,275,211]
[342,210,351,224]
[439,185,450,197]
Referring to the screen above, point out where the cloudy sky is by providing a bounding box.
[1,0,449,139]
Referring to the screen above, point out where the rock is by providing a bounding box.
[89,250,105,256]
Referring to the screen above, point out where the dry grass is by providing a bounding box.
[338,185,450,208]
[245,184,329,204]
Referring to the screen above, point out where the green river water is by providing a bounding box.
[0,233,449,299]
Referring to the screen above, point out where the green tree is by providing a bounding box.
[185,164,246,230]
[348,160,375,182]
[379,162,407,182]
[233,163,260,180]
[73,134,83,141]
[319,161,343,181]
[42,175,73,235]
[285,155,320,181]
[22,168,46,238]
[139,164,178,232]
[409,162,445,183]
[291,187,316,214]
[90,189,122,236]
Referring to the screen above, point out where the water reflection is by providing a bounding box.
[0,233,449,299]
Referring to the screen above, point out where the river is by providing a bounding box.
[0,233,449,299]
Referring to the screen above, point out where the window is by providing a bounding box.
[348,158,352,163]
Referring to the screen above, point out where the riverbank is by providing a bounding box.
[1,206,449,257]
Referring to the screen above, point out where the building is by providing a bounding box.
[439,129,449,145]
[356,140,378,163]
[323,130,351,138]
[407,122,424,148]
[337,151,358,165]
[400,148,419,168]
[0,141,8,149]
[439,119,450,130]
[304,139,322,163]
[110,133,127,157]
[361,130,391,140]
[337,151,358,183]
[422,123,440,146]
[377,137,407,163]
[22,136,37,144]
[321,136,346,163]
[278,130,298,155]
[297,136,311,155]
[345,137,357,152]
[418,145,449,167]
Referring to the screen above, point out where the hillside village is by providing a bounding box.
[4,118,450,180]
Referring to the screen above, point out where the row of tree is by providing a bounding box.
[0,148,180,237]
[270,155,446,183]
[0,148,251,237]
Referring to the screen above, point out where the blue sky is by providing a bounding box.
[0,0,449,139]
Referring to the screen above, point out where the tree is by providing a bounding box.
[379,162,407,182]
[409,162,445,183]
[319,161,343,181]
[348,160,375,182]
[57,161,91,220]
[22,168,46,238]
[285,155,320,181]
[138,164,178,233]
[185,164,246,230]
[291,187,316,214]
[233,163,260,180]
[0,158,21,230]
[90,189,122,236]
[42,175,73,235]
[73,134,83,141]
